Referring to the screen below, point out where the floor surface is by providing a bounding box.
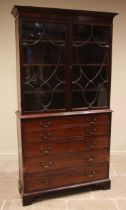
[0,154,126,210]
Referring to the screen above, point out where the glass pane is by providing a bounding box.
[72,66,108,108]
[73,24,110,43]
[72,24,110,109]
[22,21,66,112]
[22,22,65,65]
[73,45,108,64]
[23,44,65,64]
[93,26,110,42]
[72,21,110,109]
[23,66,65,111]
[22,22,65,40]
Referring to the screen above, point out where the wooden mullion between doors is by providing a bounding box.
[65,18,72,111]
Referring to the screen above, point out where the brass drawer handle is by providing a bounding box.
[93,118,97,122]
[87,117,97,123]
[86,127,96,134]
[40,121,52,128]
[86,140,96,148]
[40,161,52,168]
[40,146,51,154]
[85,171,96,177]
[42,178,50,185]
[40,132,52,139]
[85,155,95,162]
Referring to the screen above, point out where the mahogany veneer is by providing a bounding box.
[11,6,117,206]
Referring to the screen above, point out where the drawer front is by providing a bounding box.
[24,163,109,192]
[22,113,111,132]
[22,127,84,143]
[22,124,110,143]
[23,136,110,158]
[23,149,109,174]
[22,116,85,132]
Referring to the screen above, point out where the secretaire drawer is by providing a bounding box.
[23,136,110,158]
[22,116,85,132]
[23,149,109,174]
[24,162,109,192]
[21,113,111,132]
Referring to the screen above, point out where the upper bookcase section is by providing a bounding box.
[11,6,117,114]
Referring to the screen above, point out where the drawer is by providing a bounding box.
[22,124,110,143]
[22,116,85,132]
[22,127,84,143]
[24,162,109,192]
[23,136,110,158]
[23,149,109,174]
[22,113,111,132]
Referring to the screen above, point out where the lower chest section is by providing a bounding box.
[20,112,111,193]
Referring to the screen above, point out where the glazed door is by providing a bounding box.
[21,20,67,112]
[71,23,111,109]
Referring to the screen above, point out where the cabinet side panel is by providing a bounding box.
[17,116,24,195]
[15,18,21,112]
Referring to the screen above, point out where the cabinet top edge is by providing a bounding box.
[11,5,118,19]
[16,109,113,119]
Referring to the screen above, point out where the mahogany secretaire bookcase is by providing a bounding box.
[11,6,117,206]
